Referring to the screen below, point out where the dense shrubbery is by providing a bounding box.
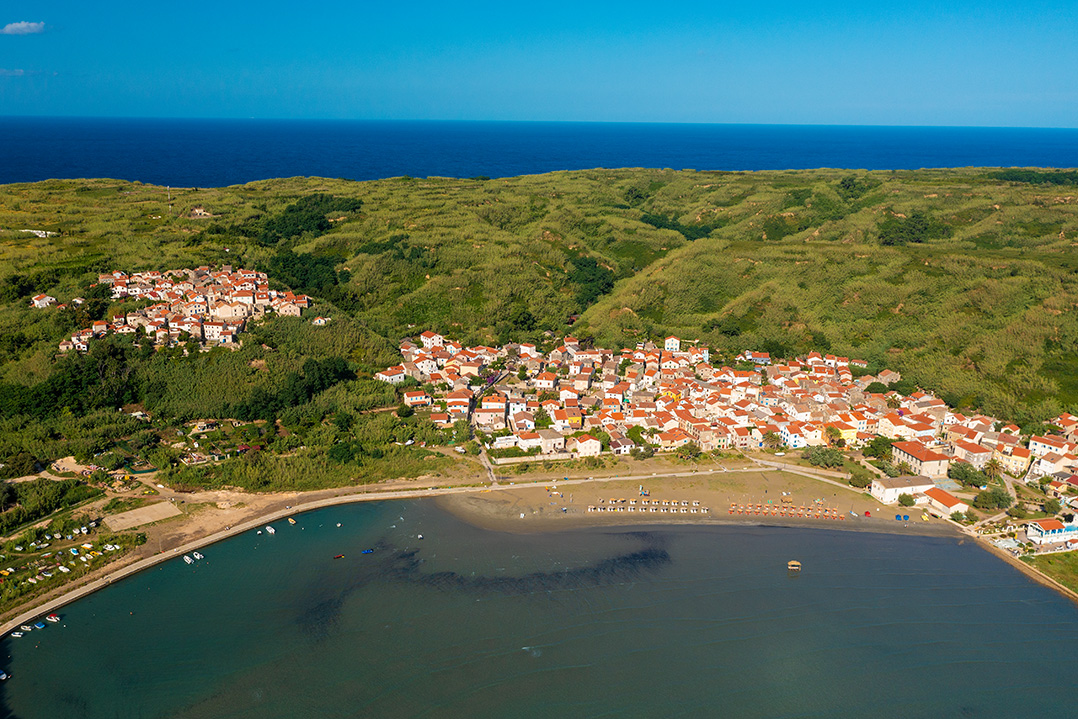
[639,212,724,241]
[949,462,989,488]
[877,210,953,245]
[248,194,363,246]
[0,479,102,535]
[802,447,844,468]
[973,487,1013,510]
[994,169,1078,186]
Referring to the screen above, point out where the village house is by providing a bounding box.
[870,475,936,505]
[891,441,951,478]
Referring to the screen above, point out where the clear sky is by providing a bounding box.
[2,1,1077,127]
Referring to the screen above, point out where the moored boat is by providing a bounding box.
[265,525,276,534]
[19,625,33,632]
[183,555,193,564]
[192,552,204,560]
[787,560,802,572]
[288,518,297,525]
[46,614,60,623]
[33,622,45,630]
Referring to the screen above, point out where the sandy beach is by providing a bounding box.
[436,469,959,538]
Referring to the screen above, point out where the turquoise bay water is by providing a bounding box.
[2,500,1076,718]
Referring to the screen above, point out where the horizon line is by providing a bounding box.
[2,115,1078,132]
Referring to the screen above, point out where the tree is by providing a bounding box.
[885,395,901,409]
[973,487,1013,511]
[949,462,988,488]
[864,436,895,461]
[802,446,844,469]
[848,467,873,489]
[864,382,889,394]
[984,458,1004,481]
[396,403,414,418]
[763,431,782,450]
[824,426,842,446]
[517,366,528,381]
[534,408,552,429]
[677,442,702,460]
[898,493,915,507]
[950,511,966,523]
[1007,504,1028,519]
[1045,498,1062,515]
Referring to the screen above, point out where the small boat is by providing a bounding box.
[336,523,342,528]
[265,526,276,534]
[288,518,296,525]
[10,632,22,638]
[417,534,423,540]
[362,549,374,554]
[33,622,45,630]
[46,614,60,623]
[192,552,204,560]
[787,560,802,572]
[183,555,194,565]
[19,625,33,632]
[0,671,7,681]
[334,554,344,559]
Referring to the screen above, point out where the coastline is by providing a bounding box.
[5,467,1076,633]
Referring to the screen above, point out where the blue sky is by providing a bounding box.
[2,1,1076,126]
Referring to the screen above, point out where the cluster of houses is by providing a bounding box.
[377,331,1078,551]
[46,266,312,353]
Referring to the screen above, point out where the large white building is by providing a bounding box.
[869,475,936,505]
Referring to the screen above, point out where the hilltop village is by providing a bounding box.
[378,331,1078,553]
[33,266,313,352]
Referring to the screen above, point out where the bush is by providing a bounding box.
[973,487,1013,510]
[802,446,843,469]
[848,465,873,488]
[949,462,988,488]
[898,493,915,507]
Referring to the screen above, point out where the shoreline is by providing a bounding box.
[4,471,1076,633]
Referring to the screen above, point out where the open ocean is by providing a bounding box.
[3,499,1076,719]
[3,118,1078,187]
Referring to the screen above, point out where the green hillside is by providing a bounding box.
[2,167,1078,429]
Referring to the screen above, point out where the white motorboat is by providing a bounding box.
[265,526,276,534]
[192,552,204,560]
[183,555,194,565]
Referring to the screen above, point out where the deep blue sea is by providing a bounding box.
[3,117,1078,187]
[3,500,1077,719]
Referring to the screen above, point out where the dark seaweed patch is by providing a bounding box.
[293,532,671,638]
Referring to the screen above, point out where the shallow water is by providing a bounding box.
[2,499,1075,718]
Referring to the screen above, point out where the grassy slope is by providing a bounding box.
[2,168,1077,422]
